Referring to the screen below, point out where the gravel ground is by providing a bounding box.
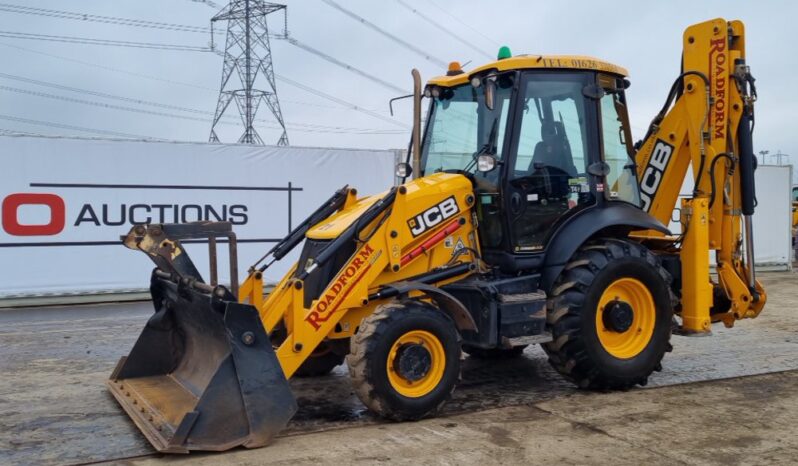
[1,271,796,465]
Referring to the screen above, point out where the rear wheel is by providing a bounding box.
[462,344,527,359]
[347,301,461,420]
[543,238,674,389]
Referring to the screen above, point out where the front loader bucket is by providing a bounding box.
[107,272,297,453]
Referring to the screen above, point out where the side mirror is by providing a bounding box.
[471,74,497,111]
[484,78,496,111]
[396,162,413,178]
[477,154,497,172]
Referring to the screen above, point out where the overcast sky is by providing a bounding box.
[0,0,795,171]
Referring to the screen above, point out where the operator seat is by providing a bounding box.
[528,121,577,198]
[530,121,577,174]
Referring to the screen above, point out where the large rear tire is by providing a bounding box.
[543,238,674,389]
[347,301,461,421]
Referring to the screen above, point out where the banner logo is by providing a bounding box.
[2,193,65,236]
[0,182,301,245]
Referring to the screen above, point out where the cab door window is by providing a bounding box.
[508,74,595,251]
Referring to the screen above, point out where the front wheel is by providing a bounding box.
[347,301,461,421]
[543,238,674,389]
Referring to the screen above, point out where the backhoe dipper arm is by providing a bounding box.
[633,18,764,333]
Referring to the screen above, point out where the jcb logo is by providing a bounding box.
[407,196,459,237]
[639,140,673,212]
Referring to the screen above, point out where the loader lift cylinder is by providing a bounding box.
[298,187,397,280]
[256,185,351,272]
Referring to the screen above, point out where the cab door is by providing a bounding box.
[502,72,599,252]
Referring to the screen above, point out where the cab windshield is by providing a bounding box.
[420,74,514,177]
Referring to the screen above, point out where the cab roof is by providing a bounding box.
[427,54,628,87]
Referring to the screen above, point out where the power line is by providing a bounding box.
[275,73,410,129]
[393,0,492,60]
[0,41,343,110]
[0,30,212,51]
[0,2,283,41]
[0,40,407,131]
[0,2,215,34]
[0,41,215,90]
[0,84,215,121]
[319,0,447,68]
[0,79,404,134]
[0,114,161,140]
[0,71,217,116]
[285,36,406,94]
[0,127,43,136]
[425,0,501,48]
[0,3,408,96]
[190,0,221,9]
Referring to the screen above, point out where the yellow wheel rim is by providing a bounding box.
[386,330,446,398]
[595,278,656,359]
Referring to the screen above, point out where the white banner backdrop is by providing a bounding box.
[667,164,793,268]
[0,135,397,297]
[749,165,793,266]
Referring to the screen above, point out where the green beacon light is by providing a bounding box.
[497,46,512,60]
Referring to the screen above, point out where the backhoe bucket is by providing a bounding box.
[108,223,297,453]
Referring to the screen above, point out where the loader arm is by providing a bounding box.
[633,18,764,332]
[240,175,480,379]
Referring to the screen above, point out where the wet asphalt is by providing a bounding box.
[1,271,797,465]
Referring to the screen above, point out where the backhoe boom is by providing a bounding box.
[633,18,764,332]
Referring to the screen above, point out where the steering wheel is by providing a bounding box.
[510,165,574,204]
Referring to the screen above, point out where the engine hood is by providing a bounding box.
[306,172,473,240]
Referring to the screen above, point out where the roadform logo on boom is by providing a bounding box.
[709,36,728,141]
[304,244,379,330]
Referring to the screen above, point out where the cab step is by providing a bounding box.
[506,332,553,346]
[498,291,547,303]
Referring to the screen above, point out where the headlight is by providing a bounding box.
[477,154,497,172]
[395,162,413,178]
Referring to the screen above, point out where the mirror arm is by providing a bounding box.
[411,69,423,176]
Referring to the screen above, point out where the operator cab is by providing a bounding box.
[416,53,641,272]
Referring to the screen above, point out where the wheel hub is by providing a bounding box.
[603,300,634,333]
[393,343,432,382]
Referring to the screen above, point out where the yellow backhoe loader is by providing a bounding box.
[109,18,765,453]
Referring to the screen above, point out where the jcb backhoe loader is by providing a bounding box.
[109,18,764,453]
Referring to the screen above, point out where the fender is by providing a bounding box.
[375,281,477,332]
[540,202,670,292]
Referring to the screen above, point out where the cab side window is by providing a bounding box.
[600,86,640,206]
